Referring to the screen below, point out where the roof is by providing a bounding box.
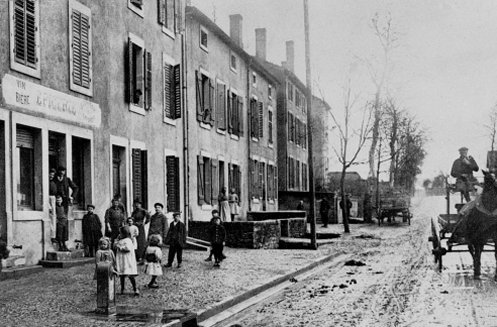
[185,6,279,86]
[327,171,363,181]
[256,58,308,92]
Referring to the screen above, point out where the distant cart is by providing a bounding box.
[376,189,412,226]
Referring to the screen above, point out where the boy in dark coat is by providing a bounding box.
[55,195,70,251]
[164,212,186,268]
[82,204,103,257]
[209,216,226,268]
[205,210,227,262]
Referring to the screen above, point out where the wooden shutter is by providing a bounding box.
[208,79,215,125]
[211,159,219,206]
[197,155,204,204]
[158,0,166,25]
[173,64,181,119]
[166,156,180,212]
[164,63,172,118]
[227,91,233,133]
[14,0,37,68]
[258,101,263,139]
[268,111,273,143]
[274,166,278,198]
[132,149,143,203]
[195,71,204,122]
[258,162,264,198]
[145,51,152,110]
[228,163,232,191]
[205,158,212,204]
[250,99,256,138]
[71,9,90,88]
[236,165,242,199]
[16,128,34,148]
[238,97,243,136]
[216,83,226,130]
[219,161,225,194]
[125,38,134,103]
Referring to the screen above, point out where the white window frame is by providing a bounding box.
[199,25,209,52]
[110,135,130,213]
[68,0,93,97]
[199,67,212,130]
[162,52,177,126]
[127,0,144,18]
[128,33,146,116]
[161,0,176,39]
[9,0,41,79]
[268,84,273,100]
[230,51,237,73]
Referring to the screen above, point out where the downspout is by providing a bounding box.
[181,12,190,228]
[246,60,252,212]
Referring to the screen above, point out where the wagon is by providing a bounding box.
[376,190,412,226]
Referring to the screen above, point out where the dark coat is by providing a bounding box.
[165,220,186,248]
[339,198,352,215]
[82,213,103,246]
[149,212,168,240]
[209,224,226,245]
[320,198,330,215]
[451,156,479,180]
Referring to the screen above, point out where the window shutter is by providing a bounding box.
[144,51,152,110]
[268,111,273,143]
[250,100,255,138]
[228,163,232,191]
[208,79,215,125]
[16,128,34,148]
[258,101,263,139]
[164,63,172,118]
[125,38,134,103]
[236,165,242,200]
[71,10,82,87]
[166,0,175,30]
[274,166,278,198]
[158,0,166,25]
[216,83,226,130]
[132,149,142,203]
[197,155,204,204]
[227,91,233,133]
[236,97,243,136]
[14,0,37,68]
[205,158,212,204]
[173,64,181,119]
[195,71,203,122]
[258,162,264,198]
[166,156,180,212]
[211,159,219,206]
[80,12,91,88]
[201,76,210,123]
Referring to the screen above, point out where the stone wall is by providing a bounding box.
[188,220,281,249]
[248,211,306,221]
[280,218,306,238]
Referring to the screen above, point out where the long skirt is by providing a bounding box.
[136,224,147,260]
[219,200,230,222]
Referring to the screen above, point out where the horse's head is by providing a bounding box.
[483,170,497,191]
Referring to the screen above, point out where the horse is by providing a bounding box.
[464,170,497,280]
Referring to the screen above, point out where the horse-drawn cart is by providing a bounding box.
[377,189,412,226]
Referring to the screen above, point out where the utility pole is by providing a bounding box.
[304,0,317,249]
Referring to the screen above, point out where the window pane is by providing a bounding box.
[18,147,34,209]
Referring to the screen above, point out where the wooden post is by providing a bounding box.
[96,262,116,315]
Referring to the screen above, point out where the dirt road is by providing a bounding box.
[228,196,497,327]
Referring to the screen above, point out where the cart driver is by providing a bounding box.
[451,147,479,202]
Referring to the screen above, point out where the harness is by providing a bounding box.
[462,195,497,217]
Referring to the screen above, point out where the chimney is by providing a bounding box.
[285,40,294,73]
[255,28,267,61]
[229,14,243,48]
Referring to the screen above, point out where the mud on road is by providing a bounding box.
[232,196,497,327]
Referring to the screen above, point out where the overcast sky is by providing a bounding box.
[192,0,497,182]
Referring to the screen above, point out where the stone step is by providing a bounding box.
[279,237,336,249]
[45,249,84,262]
[39,257,94,268]
[2,255,26,269]
[306,232,341,239]
[0,265,44,281]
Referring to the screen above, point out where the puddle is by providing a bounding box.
[86,306,197,325]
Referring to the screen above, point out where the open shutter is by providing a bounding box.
[258,101,263,138]
[158,0,166,25]
[249,160,255,199]
[195,71,204,122]
[125,38,134,103]
[211,159,219,206]
[132,149,142,203]
[274,166,278,198]
[216,83,226,129]
[80,11,91,88]
[208,79,215,125]
[205,158,212,204]
[250,100,256,138]
[197,156,204,204]
[145,51,152,110]
[166,156,180,212]
[164,63,172,118]
[268,111,273,143]
[228,163,232,191]
[173,64,181,119]
[227,91,233,133]
[238,96,243,136]
[236,165,242,200]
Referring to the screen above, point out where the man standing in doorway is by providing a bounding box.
[53,166,78,214]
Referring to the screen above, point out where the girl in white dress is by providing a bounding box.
[115,226,139,296]
[144,234,163,288]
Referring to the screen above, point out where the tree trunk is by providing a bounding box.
[340,164,350,233]
[368,92,381,178]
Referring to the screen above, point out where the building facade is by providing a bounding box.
[185,7,278,221]
[0,0,185,266]
[311,95,333,192]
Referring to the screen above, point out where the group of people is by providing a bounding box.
[217,187,240,222]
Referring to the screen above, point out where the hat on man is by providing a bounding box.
[154,202,164,208]
[172,211,181,217]
[459,147,469,152]
[87,204,95,209]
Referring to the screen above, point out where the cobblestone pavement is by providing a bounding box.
[0,242,334,327]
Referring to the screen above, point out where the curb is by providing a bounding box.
[0,265,44,281]
[39,258,94,268]
[195,252,342,324]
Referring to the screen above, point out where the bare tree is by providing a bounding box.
[485,104,497,152]
[363,13,398,179]
[321,79,374,233]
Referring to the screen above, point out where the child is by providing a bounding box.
[144,234,163,288]
[82,204,103,257]
[55,195,70,251]
[126,217,139,259]
[209,216,226,268]
[94,237,116,279]
[205,210,227,262]
[114,226,139,296]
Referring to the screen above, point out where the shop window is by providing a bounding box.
[112,145,127,210]
[72,136,91,210]
[10,0,40,78]
[49,131,66,172]
[166,155,180,212]
[132,148,147,209]
[16,125,42,210]
[69,0,92,96]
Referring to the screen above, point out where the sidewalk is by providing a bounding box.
[0,243,338,327]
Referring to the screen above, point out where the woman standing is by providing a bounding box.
[218,187,231,222]
[131,199,150,265]
[228,188,239,222]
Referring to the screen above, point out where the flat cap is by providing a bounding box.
[459,147,469,152]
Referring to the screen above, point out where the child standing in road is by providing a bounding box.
[114,226,139,296]
[143,234,163,288]
[209,216,226,268]
[94,236,116,279]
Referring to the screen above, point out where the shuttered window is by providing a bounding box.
[250,99,257,138]
[211,159,219,206]
[257,101,264,139]
[229,163,242,202]
[166,156,180,212]
[126,35,152,112]
[268,110,273,144]
[132,149,148,208]
[196,71,213,125]
[197,155,212,205]
[216,82,226,130]
[158,0,178,34]
[296,161,301,190]
[11,0,39,77]
[163,62,181,120]
[259,162,265,199]
[69,0,92,96]
[228,92,243,137]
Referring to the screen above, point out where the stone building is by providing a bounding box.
[185,6,279,221]
[256,41,310,210]
[0,0,185,266]
[311,95,333,192]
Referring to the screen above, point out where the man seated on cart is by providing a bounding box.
[451,146,479,203]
